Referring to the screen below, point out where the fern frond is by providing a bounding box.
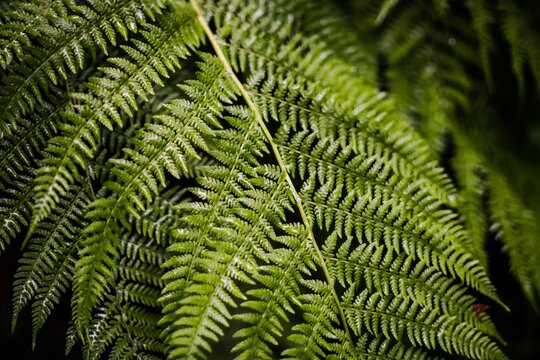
[0,88,64,185]
[98,69,195,162]
[82,255,166,359]
[351,0,481,156]
[30,236,79,347]
[156,33,319,359]
[277,114,504,358]
[250,0,377,84]
[0,0,53,69]
[0,88,64,253]
[453,143,489,268]
[2,0,538,358]
[283,279,356,360]
[158,55,255,359]
[31,6,201,230]
[71,7,204,337]
[232,224,315,360]
[157,2,505,359]
[488,173,540,309]
[498,0,540,95]
[468,0,494,89]
[12,184,90,336]
[80,188,183,359]
[0,171,34,252]
[0,0,165,139]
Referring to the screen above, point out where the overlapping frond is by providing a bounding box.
[0,88,63,185]
[468,0,495,89]
[488,173,540,309]
[157,55,259,358]
[79,188,183,359]
[0,0,53,70]
[11,184,90,345]
[352,0,540,310]
[1,0,538,359]
[498,0,540,94]
[156,1,506,359]
[356,1,476,151]
[452,141,489,268]
[71,5,204,337]
[0,88,65,252]
[0,171,34,252]
[31,5,201,229]
[0,0,166,139]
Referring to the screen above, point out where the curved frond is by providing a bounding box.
[0,0,166,139]
[12,184,90,340]
[0,88,63,186]
[31,6,202,230]
[79,187,183,359]
[0,0,53,70]
[71,7,205,337]
[0,171,34,252]
[157,2,506,359]
[488,173,540,309]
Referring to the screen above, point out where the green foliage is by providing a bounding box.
[12,183,90,346]
[74,187,183,359]
[1,0,539,359]
[0,0,167,139]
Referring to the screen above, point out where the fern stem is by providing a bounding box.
[189,0,355,349]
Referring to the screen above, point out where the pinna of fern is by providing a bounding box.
[0,0,539,359]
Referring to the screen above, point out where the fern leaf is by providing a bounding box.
[453,143,489,268]
[283,279,357,360]
[79,188,182,359]
[31,7,201,230]
[0,171,34,252]
[0,0,53,69]
[0,88,64,187]
[2,0,538,358]
[157,2,506,359]
[158,56,252,359]
[71,7,204,338]
[12,184,90,333]
[0,0,165,139]
[468,0,494,89]
[0,85,65,253]
[31,241,79,347]
[498,0,540,95]
[488,173,540,309]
